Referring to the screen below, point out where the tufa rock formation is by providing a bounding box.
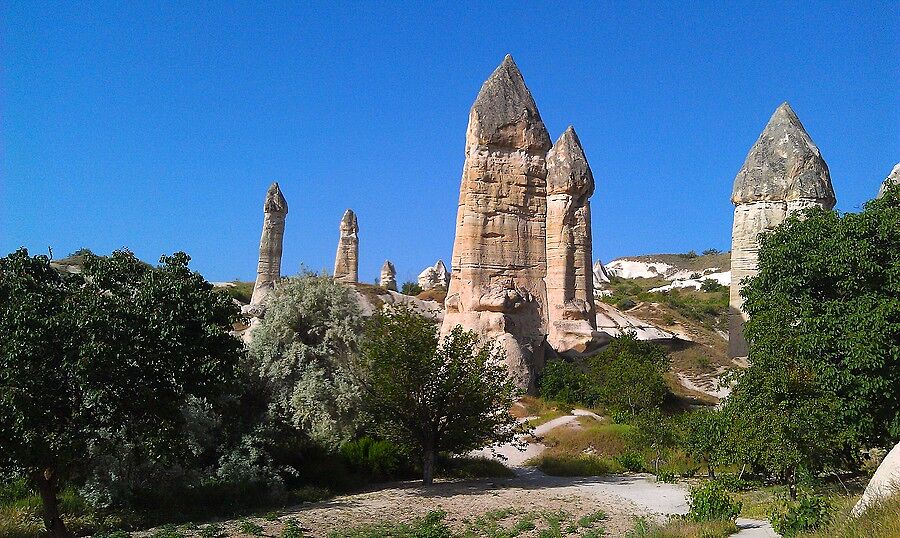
[729,102,835,358]
[418,260,450,290]
[249,182,288,309]
[592,260,611,288]
[877,163,900,198]
[851,442,900,517]
[545,126,599,354]
[379,260,397,291]
[333,209,359,284]
[442,55,552,391]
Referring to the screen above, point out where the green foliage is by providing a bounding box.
[340,437,405,479]
[627,410,678,476]
[0,248,242,536]
[238,519,264,536]
[702,249,721,256]
[528,454,624,476]
[199,523,225,538]
[400,281,423,296]
[615,452,645,472]
[354,305,521,485]
[248,271,364,448]
[679,409,732,478]
[686,481,742,522]
[280,519,305,538]
[538,360,596,405]
[588,334,669,416]
[769,493,832,537]
[219,281,254,303]
[328,509,451,538]
[700,279,725,293]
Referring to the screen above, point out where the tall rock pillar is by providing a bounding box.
[333,209,359,284]
[441,55,552,391]
[380,260,397,291]
[729,103,835,359]
[249,182,288,307]
[545,126,598,354]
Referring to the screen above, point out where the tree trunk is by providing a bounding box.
[708,463,715,479]
[33,469,70,538]
[788,467,797,500]
[422,448,435,487]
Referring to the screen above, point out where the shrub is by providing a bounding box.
[617,298,637,310]
[686,481,741,522]
[400,281,423,296]
[588,334,670,417]
[769,493,832,537]
[616,452,645,472]
[700,279,725,293]
[239,519,264,536]
[281,519,304,538]
[528,454,624,476]
[539,360,596,405]
[340,437,405,479]
[702,249,721,256]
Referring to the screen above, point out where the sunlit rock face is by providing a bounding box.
[729,103,835,359]
[250,182,288,308]
[441,54,552,392]
[379,260,397,291]
[418,260,450,290]
[545,126,599,354]
[333,209,359,284]
[877,163,900,199]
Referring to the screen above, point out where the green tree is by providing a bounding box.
[726,184,899,496]
[0,248,241,537]
[354,305,520,485]
[588,333,670,416]
[681,408,732,479]
[401,281,423,296]
[629,409,677,476]
[248,272,364,448]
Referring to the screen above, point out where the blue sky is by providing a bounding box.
[3,2,898,283]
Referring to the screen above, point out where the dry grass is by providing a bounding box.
[527,454,625,477]
[797,492,900,538]
[626,516,738,538]
[541,419,634,458]
[416,288,447,304]
[518,396,571,426]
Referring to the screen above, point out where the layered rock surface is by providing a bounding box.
[545,127,599,354]
[729,103,835,358]
[442,55,552,391]
[379,260,397,291]
[333,209,359,284]
[249,182,288,309]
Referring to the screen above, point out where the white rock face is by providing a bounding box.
[334,209,359,284]
[442,55,552,391]
[417,260,450,290]
[595,303,676,345]
[545,126,599,354]
[729,102,835,359]
[851,442,900,517]
[379,260,397,291]
[649,271,731,293]
[592,260,610,285]
[877,163,900,199]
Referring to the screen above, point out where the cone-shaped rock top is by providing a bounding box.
[732,102,835,206]
[381,260,395,272]
[877,163,900,198]
[340,209,358,232]
[547,125,594,197]
[467,54,551,151]
[263,182,288,214]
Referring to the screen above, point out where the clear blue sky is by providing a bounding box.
[3,2,898,283]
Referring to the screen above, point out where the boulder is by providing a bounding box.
[852,442,900,517]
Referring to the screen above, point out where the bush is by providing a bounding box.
[769,493,832,537]
[538,360,596,405]
[588,334,670,417]
[617,298,637,310]
[686,481,741,522]
[400,281,423,296]
[528,454,624,476]
[700,279,725,293]
[616,452,645,472]
[340,437,405,479]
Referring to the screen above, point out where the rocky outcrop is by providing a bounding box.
[379,260,397,291]
[545,126,599,354]
[441,55,552,391]
[877,163,900,199]
[333,209,359,284]
[729,103,835,358]
[418,260,450,290]
[851,442,900,517]
[592,260,610,286]
[249,182,288,309]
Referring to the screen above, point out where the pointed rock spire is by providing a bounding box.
[467,54,551,151]
[263,182,288,214]
[379,260,397,291]
[250,182,288,307]
[547,126,595,199]
[877,163,900,198]
[732,102,835,206]
[334,209,359,284]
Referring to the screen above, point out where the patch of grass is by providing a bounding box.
[541,419,634,458]
[328,509,451,538]
[527,454,625,476]
[238,519,264,536]
[217,281,254,304]
[624,516,738,538]
[436,455,515,479]
[416,288,447,303]
[797,492,899,538]
[578,510,607,528]
[280,519,305,538]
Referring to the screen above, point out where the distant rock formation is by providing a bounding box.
[379,260,397,291]
[592,260,610,286]
[249,182,288,309]
[877,163,900,198]
[729,103,835,359]
[545,126,598,354]
[333,209,359,284]
[418,260,450,290]
[852,442,900,517]
[442,54,552,391]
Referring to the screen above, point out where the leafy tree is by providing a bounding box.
[588,333,670,416]
[628,409,677,476]
[401,281,423,296]
[0,248,241,537]
[680,408,732,478]
[248,272,364,448]
[726,184,899,496]
[353,305,520,485]
[538,359,596,405]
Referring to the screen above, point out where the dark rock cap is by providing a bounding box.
[263,182,288,214]
[340,209,358,232]
[467,54,551,151]
[547,125,595,198]
[732,102,835,207]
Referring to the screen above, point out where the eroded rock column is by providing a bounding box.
[333,209,359,284]
[249,182,288,307]
[441,54,552,391]
[545,126,598,354]
[729,103,835,359]
[380,260,397,291]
